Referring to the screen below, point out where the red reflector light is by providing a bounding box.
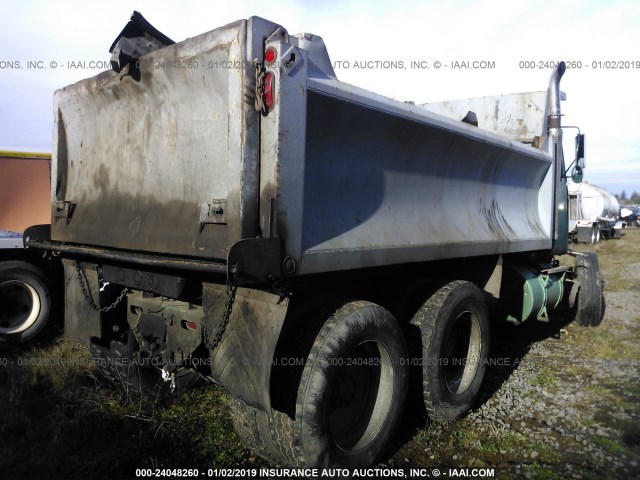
[265,48,276,64]
[264,72,274,110]
[182,320,198,331]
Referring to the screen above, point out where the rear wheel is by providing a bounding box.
[229,300,408,468]
[574,252,605,327]
[0,261,52,344]
[411,281,490,423]
[295,301,408,467]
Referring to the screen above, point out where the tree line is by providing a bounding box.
[615,191,640,205]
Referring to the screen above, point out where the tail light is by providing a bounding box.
[264,72,274,111]
[256,47,276,114]
[265,47,277,65]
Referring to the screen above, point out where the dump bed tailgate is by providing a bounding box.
[52,19,271,261]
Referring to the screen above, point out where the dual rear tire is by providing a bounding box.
[410,281,490,423]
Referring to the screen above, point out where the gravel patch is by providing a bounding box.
[394,257,640,479]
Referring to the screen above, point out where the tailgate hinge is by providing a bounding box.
[199,200,227,229]
[55,201,76,224]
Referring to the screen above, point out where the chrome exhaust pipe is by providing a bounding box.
[548,62,566,129]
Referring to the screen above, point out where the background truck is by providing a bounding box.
[25,13,605,468]
[568,180,623,243]
[0,151,60,345]
[620,205,640,227]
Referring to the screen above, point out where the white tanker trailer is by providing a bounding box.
[568,180,623,243]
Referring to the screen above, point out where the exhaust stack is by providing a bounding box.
[548,62,567,129]
[548,62,567,251]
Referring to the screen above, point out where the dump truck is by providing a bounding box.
[568,180,623,242]
[0,151,60,344]
[25,13,605,468]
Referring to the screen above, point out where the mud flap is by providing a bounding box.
[62,258,101,345]
[204,284,288,412]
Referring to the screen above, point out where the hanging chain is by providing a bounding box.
[204,284,238,352]
[253,60,268,116]
[203,260,239,352]
[75,261,128,312]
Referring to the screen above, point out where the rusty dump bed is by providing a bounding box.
[51,17,278,261]
[48,16,557,278]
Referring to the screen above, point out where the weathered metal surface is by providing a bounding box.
[25,224,227,275]
[52,18,281,261]
[109,11,176,80]
[51,17,564,280]
[101,264,186,297]
[265,76,555,275]
[227,237,282,285]
[420,91,560,144]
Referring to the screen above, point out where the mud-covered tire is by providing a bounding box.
[411,281,490,423]
[229,301,408,468]
[295,301,408,468]
[90,332,199,399]
[0,261,52,344]
[575,252,605,327]
[228,398,299,466]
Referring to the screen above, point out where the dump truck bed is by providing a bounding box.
[50,16,556,278]
[52,18,279,260]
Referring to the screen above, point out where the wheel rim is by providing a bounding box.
[326,340,394,452]
[441,310,482,395]
[0,280,41,334]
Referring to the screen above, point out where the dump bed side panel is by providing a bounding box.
[420,91,549,143]
[52,20,257,261]
[294,83,553,274]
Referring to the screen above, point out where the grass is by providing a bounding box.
[519,465,563,480]
[0,340,249,479]
[570,228,640,292]
[532,366,558,390]
[559,229,640,363]
[591,436,628,455]
[581,417,598,427]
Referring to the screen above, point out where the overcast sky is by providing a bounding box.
[1,0,638,196]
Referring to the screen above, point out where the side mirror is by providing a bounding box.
[571,165,584,184]
[575,134,585,168]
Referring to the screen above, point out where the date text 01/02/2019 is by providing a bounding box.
[519,60,640,69]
